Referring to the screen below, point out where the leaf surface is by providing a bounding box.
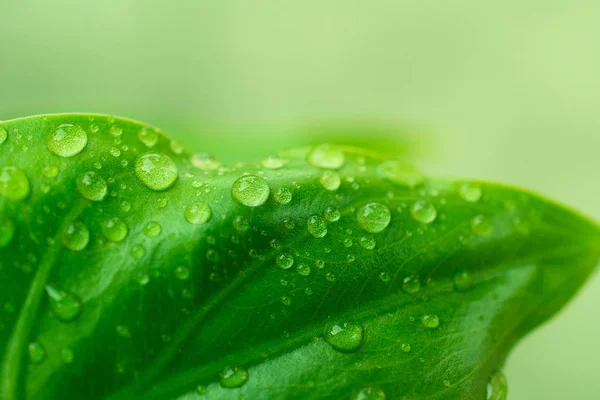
[0,114,598,400]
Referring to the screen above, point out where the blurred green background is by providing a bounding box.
[1,1,598,398]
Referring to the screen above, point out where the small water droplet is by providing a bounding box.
[138,127,160,147]
[360,235,376,250]
[410,200,437,224]
[307,215,328,238]
[0,217,15,248]
[28,342,46,364]
[170,140,184,154]
[42,165,59,178]
[378,160,424,188]
[274,187,292,204]
[471,215,492,236]
[190,153,221,170]
[402,276,421,294]
[135,153,179,191]
[453,270,472,291]
[401,343,412,353]
[0,166,30,201]
[45,285,82,322]
[47,124,87,157]
[297,264,311,276]
[102,217,128,242]
[326,272,336,282]
[320,170,341,191]
[280,296,291,306]
[143,221,162,237]
[196,385,207,395]
[76,171,107,201]
[324,322,364,352]
[116,325,131,338]
[175,266,190,280]
[133,269,150,286]
[185,202,212,225]
[233,215,250,232]
[156,197,168,208]
[352,386,386,400]
[378,271,390,282]
[60,348,74,364]
[232,175,270,207]
[357,203,391,233]
[109,125,123,137]
[276,253,294,270]
[486,371,508,400]
[324,206,341,222]
[261,155,286,169]
[421,314,440,329]
[459,183,482,203]
[63,222,90,251]
[130,245,145,259]
[219,366,249,388]
[120,200,132,213]
[308,144,345,169]
[315,259,325,269]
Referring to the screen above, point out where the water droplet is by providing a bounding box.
[102,217,128,242]
[261,155,286,169]
[156,197,168,208]
[421,314,440,329]
[0,166,30,200]
[360,235,376,250]
[190,153,221,170]
[45,285,82,322]
[460,183,482,203]
[326,272,336,282]
[357,203,391,233]
[276,253,294,270]
[135,153,179,191]
[410,200,437,224]
[281,296,291,306]
[42,165,59,178]
[60,348,74,364]
[196,385,207,395]
[402,276,421,294]
[401,343,412,353]
[120,200,132,213]
[76,171,107,201]
[233,215,250,232]
[47,124,87,157]
[28,342,46,364]
[324,322,364,352]
[486,371,508,400]
[274,187,292,204]
[143,221,162,237]
[352,386,386,400]
[130,245,145,260]
[316,259,325,269]
[63,222,90,251]
[175,266,190,280]
[219,366,249,388]
[308,144,345,169]
[232,175,270,207]
[0,126,7,144]
[0,217,15,248]
[170,140,184,154]
[324,206,341,222]
[320,171,341,191]
[185,202,212,225]
[138,127,160,147]
[378,160,424,188]
[378,271,390,282]
[297,264,311,276]
[116,325,131,338]
[133,269,150,286]
[307,215,328,238]
[453,270,472,291]
[471,215,492,236]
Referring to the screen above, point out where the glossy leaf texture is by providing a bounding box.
[1,115,599,400]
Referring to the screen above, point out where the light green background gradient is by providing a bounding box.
[1,1,598,398]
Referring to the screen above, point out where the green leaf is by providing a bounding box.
[1,114,598,400]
